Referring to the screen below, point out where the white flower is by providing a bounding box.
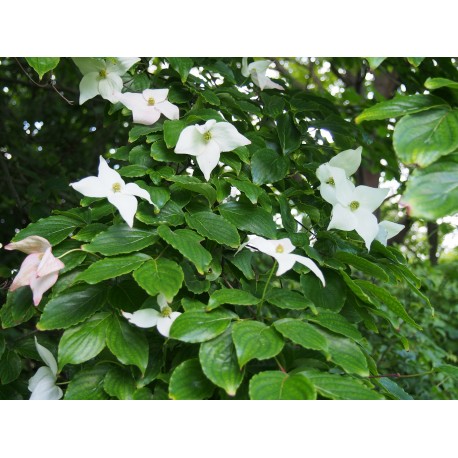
[73,57,140,104]
[327,175,389,250]
[70,156,152,228]
[175,119,251,181]
[116,89,179,125]
[122,294,181,338]
[241,58,284,91]
[316,147,362,205]
[375,220,405,246]
[242,235,325,285]
[28,338,62,400]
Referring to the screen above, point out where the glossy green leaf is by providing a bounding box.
[227,178,263,204]
[208,288,259,310]
[335,252,389,281]
[65,365,110,400]
[0,335,5,360]
[301,270,346,312]
[0,350,22,385]
[103,366,137,400]
[378,377,413,400]
[169,359,214,400]
[169,176,216,204]
[251,148,289,185]
[25,57,60,79]
[129,124,163,143]
[267,288,314,310]
[0,287,35,329]
[424,77,458,90]
[249,371,316,400]
[232,321,284,367]
[168,57,194,82]
[72,223,107,242]
[407,57,424,67]
[276,113,301,154]
[163,119,186,148]
[274,318,328,352]
[365,57,385,70]
[307,309,364,342]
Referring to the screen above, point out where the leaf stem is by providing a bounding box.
[367,370,434,379]
[57,248,84,259]
[257,261,277,318]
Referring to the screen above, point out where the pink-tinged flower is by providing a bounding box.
[5,236,64,305]
[116,89,179,125]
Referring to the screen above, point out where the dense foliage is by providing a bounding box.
[1,57,457,400]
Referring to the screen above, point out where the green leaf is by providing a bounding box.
[38,284,108,330]
[75,253,151,284]
[12,215,82,246]
[267,288,314,310]
[306,309,364,342]
[199,329,243,396]
[169,359,214,400]
[227,178,264,204]
[301,270,346,312]
[251,148,290,185]
[402,160,458,219]
[260,93,286,119]
[137,199,185,226]
[208,288,259,310]
[407,57,424,67]
[355,94,448,123]
[150,139,183,162]
[0,335,5,360]
[25,57,60,79]
[276,113,301,154]
[58,313,110,369]
[182,262,211,294]
[133,258,184,301]
[163,119,186,148]
[229,250,255,280]
[0,287,35,329]
[335,252,389,281]
[118,164,149,177]
[274,318,328,352]
[157,226,212,275]
[0,350,22,385]
[218,202,277,239]
[301,370,383,400]
[378,377,413,400]
[129,124,163,142]
[103,366,137,400]
[393,107,458,167]
[106,315,149,373]
[169,309,236,343]
[232,321,284,367]
[278,195,297,233]
[186,211,240,248]
[65,365,109,400]
[168,57,194,82]
[425,77,458,90]
[170,176,217,204]
[249,371,316,400]
[365,57,385,70]
[437,364,458,379]
[72,223,107,242]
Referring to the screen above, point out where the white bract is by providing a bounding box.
[376,220,405,246]
[28,338,62,400]
[70,156,152,228]
[316,147,362,205]
[241,57,284,91]
[242,235,325,285]
[73,57,140,104]
[122,294,181,338]
[116,89,179,125]
[328,175,389,250]
[175,119,251,180]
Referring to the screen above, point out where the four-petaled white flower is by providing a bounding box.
[73,57,140,104]
[28,338,63,401]
[327,175,389,250]
[5,236,65,306]
[122,294,181,338]
[241,58,284,91]
[116,89,179,125]
[70,156,152,228]
[242,235,325,285]
[175,119,251,181]
[375,220,405,246]
[316,147,362,205]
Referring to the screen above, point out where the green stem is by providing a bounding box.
[257,261,277,318]
[57,248,83,259]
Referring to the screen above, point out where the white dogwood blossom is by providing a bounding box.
[116,88,179,125]
[73,57,140,104]
[375,220,405,246]
[175,119,251,180]
[28,338,62,400]
[70,156,152,228]
[241,235,325,285]
[122,294,181,338]
[241,58,284,91]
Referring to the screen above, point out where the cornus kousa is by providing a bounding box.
[316,147,362,205]
[70,156,152,228]
[175,119,251,180]
[242,235,325,285]
[73,57,140,104]
[122,294,181,338]
[241,57,284,91]
[116,89,179,125]
[376,220,405,246]
[5,236,64,306]
[28,338,62,400]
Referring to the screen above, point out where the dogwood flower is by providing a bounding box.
[241,58,284,91]
[73,57,140,104]
[316,147,362,205]
[5,236,64,305]
[375,220,405,246]
[175,119,251,180]
[327,176,389,250]
[122,294,181,338]
[116,89,179,125]
[70,156,152,228]
[28,338,63,400]
[242,235,325,285]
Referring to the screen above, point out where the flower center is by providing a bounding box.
[112,182,122,193]
[276,244,284,253]
[326,176,335,186]
[203,131,212,141]
[350,200,360,211]
[161,306,172,318]
[99,69,107,78]
[147,97,155,106]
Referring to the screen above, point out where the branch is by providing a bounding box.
[271,58,307,91]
